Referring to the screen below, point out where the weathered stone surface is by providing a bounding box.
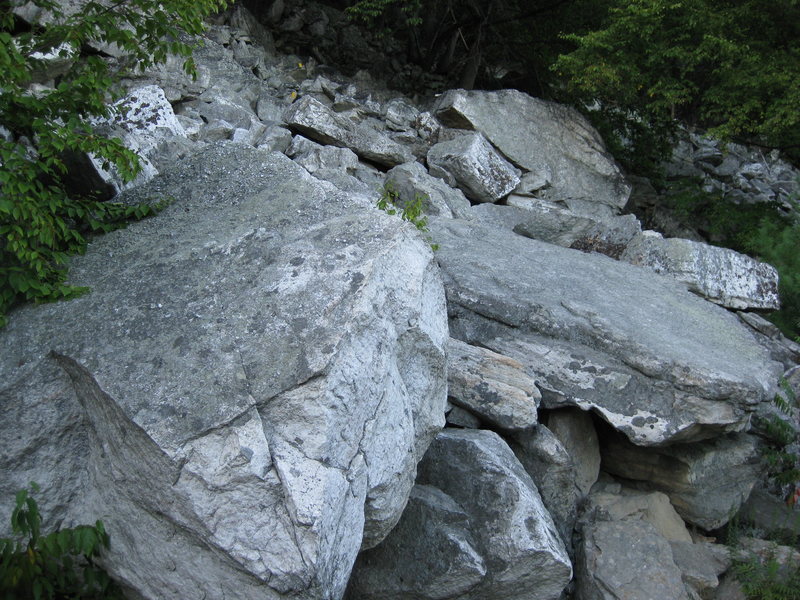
[576,520,689,600]
[446,404,483,429]
[471,201,640,259]
[373,429,572,600]
[345,484,486,600]
[385,161,472,219]
[586,484,692,543]
[434,89,631,210]
[670,540,730,598]
[738,487,800,541]
[433,217,781,445]
[0,143,448,600]
[447,338,539,431]
[510,425,580,554]
[602,432,761,530]
[427,132,520,203]
[543,408,600,495]
[287,134,359,174]
[622,231,780,310]
[284,95,413,166]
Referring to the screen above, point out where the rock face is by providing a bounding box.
[347,429,572,600]
[622,231,781,310]
[446,338,540,431]
[427,132,520,203]
[602,432,761,529]
[284,95,413,166]
[0,144,448,599]
[2,5,795,598]
[434,89,632,211]
[433,217,780,446]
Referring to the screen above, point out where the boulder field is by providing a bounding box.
[2,4,798,599]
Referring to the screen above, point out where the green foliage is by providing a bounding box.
[661,179,800,339]
[345,0,422,26]
[0,0,228,327]
[376,183,438,249]
[553,0,800,174]
[731,550,800,600]
[0,483,122,599]
[762,380,800,494]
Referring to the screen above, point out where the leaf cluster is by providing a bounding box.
[0,0,228,327]
[376,183,438,249]
[0,483,122,600]
[553,0,800,174]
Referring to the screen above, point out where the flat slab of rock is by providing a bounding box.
[602,432,761,529]
[284,95,413,167]
[0,143,448,600]
[434,89,631,210]
[431,217,781,445]
[622,231,780,310]
[447,338,539,431]
[348,429,572,600]
[427,132,520,202]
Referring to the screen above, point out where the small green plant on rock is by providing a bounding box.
[0,483,122,599]
[376,183,438,250]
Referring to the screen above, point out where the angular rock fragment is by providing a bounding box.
[670,540,730,598]
[427,132,520,203]
[348,429,571,600]
[543,408,600,495]
[385,161,472,219]
[576,520,689,600]
[431,217,782,446]
[510,425,580,554]
[621,231,780,310]
[602,432,761,529]
[287,134,359,174]
[0,144,448,600]
[447,338,540,431]
[434,89,631,211]
[345,485,486,600]
[284,95,413,166]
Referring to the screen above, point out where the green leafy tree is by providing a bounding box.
[553,0,800,173]
[0,0,228,327]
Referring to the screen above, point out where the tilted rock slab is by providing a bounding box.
[621,231,780,310]
[347,429,572,600]
[447,337,540,431]
[601,432,761,530]
[0,143,448,600]
[284,95,413,167]
[427,132,520,203]
[385,161,472,219]
[434,89,631,211]
[431,217,782,445]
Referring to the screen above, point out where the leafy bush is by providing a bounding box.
[0,483,122,599]
[0,0,228,327]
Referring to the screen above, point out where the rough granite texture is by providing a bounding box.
[0,143,448,600]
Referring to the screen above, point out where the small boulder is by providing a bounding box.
[427,132,520,203]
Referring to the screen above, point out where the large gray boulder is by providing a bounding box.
[434,89,631,211]
[621,231,781,310]
[432,217,782,445]
[0,143,448,600]
[347,429,572,600]
[284,95,413,167]
[385,161,472,219]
